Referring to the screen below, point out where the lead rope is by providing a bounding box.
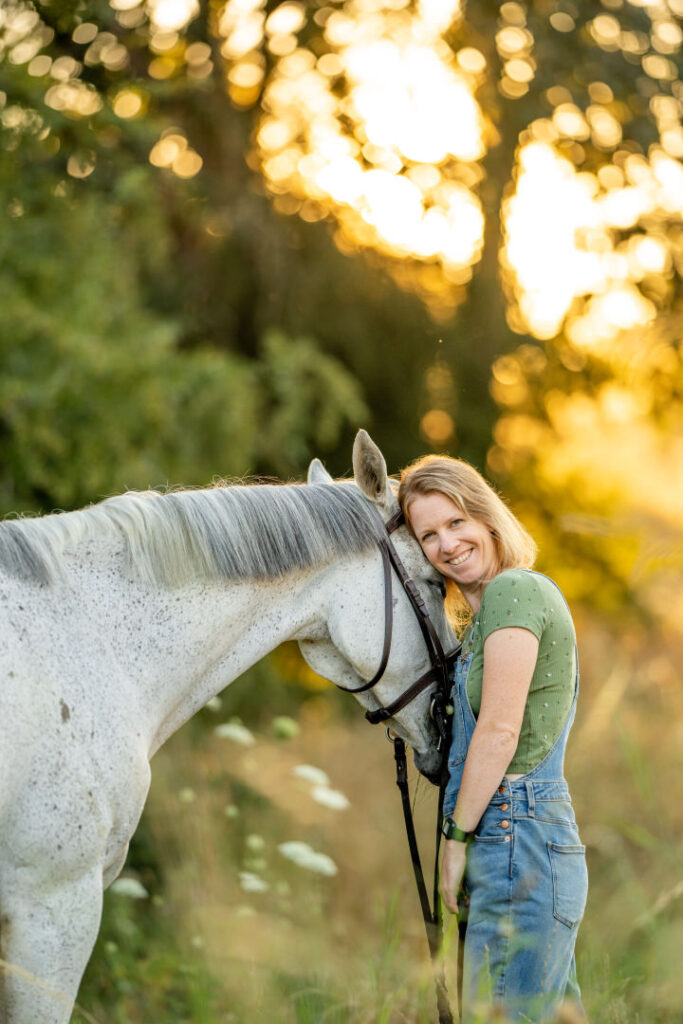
[392,735,455,1024]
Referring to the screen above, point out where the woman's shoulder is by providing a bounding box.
[479,569,570,639]
[483,568,545,602]
[486,568,566,596]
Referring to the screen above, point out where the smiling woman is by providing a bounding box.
[398,454,587,1024]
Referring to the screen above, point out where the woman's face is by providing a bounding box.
[408,492,499,596]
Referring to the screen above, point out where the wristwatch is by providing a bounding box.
[442,818,471,843]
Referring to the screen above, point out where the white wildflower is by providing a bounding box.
[292,764,330,787]
[245,833,266,852]
[278,841,338,877]
[205,696,222,712]
[310,785,350,811]
[110,877,149,899]
[215,721,255,746]
[238,872,269,893]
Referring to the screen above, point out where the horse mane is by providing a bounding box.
[0,481,384,587]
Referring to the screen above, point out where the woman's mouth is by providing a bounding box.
[446,549,472,567]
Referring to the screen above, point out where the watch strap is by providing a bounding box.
[442,818,470,843]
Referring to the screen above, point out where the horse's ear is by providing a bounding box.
[352,429,394,511]
[307,458,333,484]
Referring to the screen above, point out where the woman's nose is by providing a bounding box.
[440,533,457,555]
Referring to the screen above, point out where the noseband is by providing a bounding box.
[336,507,461,750]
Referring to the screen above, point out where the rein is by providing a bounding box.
[334,507,462,1024]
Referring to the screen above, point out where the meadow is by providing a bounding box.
[77,610,683,1024]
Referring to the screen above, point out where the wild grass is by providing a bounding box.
[78,620,683,1023]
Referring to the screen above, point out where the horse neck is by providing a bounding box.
[121,566,330,756]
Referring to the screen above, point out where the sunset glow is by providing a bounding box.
[503,141,681,344]
[213,0,682,337]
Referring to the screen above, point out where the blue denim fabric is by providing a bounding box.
[444,646,588,1023]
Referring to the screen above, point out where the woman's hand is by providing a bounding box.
[440,839,468,914]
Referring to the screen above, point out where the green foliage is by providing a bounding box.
[256,328,368,476]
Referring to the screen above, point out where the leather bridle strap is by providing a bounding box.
[384,510,450,677]
[394,735,454,1024]
[345,538,395,694]
[365,659,457,725]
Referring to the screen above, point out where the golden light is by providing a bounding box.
[149,132,187,166]
[586,105,622,149]
[502,122,683,346]
[173,149,203,178]
[588,81,614,104]
[50,56,80,80]
[212,0,681,332]
[215,0,480,313]
[552,104,590,140]
[67,151,96,178]
[456,47,486,74]
[147,0,199,33]
[265,2,305,36]
[589,14,621,48]
[549,12,574,33]
[420,409,454,445]
[629,235,669,275]
[9,35,43,64]
[186,41,211,64]
[44,81,103,116]
[495,26,532,57]
[28,54,52,76]
[652,20,682,51]
[504,59,534,84]
[150,30,179,52]
[344,40,483,163]
[642,54,678,81]
[112,88,144,118]
[72,23,98,44]
[500,2,525,26]
[228,61,263,88]
[148,56,176,79]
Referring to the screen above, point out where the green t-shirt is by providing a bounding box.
[463,569,576,775]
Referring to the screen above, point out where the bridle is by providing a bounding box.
[333,505,463,1024]
[334,507,460,742]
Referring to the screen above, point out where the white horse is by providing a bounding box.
[0,430,453,1024]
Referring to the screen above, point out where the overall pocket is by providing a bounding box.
[547,842,588,928]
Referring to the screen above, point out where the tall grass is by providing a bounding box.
[78,620,683,1023]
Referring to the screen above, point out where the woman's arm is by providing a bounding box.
[441,626,539,914]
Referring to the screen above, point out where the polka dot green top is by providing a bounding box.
[463,569,576,775]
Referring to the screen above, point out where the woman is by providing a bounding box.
[398,455,587,1023]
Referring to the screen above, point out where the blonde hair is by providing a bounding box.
[398,455,537,633]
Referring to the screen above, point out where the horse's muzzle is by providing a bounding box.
[413,745,444,786]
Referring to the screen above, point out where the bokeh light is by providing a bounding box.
[218,0,484,316]
[502,141,682,344]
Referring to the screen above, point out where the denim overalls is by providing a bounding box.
[444,628,588,1023]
